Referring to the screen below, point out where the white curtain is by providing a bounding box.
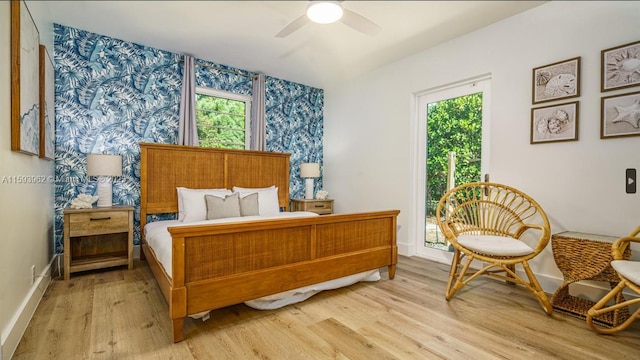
[250,73,266,151]
[178,55,199,146]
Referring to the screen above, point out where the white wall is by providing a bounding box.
[1,2,55,358]
[324,1,640,285]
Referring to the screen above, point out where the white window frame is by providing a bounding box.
[195,86,252,150]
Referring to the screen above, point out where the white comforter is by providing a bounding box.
[143,212,380,312]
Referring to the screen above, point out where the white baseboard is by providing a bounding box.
[2,255,56,360]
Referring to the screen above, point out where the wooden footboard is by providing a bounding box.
[138,143,399,342]
[164,210,398,342]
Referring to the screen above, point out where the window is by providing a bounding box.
[195,87,251,150]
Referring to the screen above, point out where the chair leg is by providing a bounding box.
[587,281,640,334]
[446,251,473,301]
[445,248,461,299]
[522,261,552,314]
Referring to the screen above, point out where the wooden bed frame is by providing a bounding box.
[139,143,399,342]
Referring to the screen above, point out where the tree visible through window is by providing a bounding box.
[195,88,250,150]
[425,92,483,251]
[426,92,483,217]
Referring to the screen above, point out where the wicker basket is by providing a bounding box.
[550,231,632,327]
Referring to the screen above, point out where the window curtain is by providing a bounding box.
[178,55,199,146]
[250,73,266,151]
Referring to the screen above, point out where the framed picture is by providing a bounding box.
[532,57,580,104]
[601,40,640,92]
[11,0,40,156]
[39,45,55,160]
[600,91,640,139]
[531,101,579,144]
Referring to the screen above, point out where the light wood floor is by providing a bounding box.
[13,256,640,360]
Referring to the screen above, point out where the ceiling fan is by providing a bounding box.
[276,0,381,38]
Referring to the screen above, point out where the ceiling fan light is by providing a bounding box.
[306,1,343,24]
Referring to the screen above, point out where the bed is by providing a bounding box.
[139,142,400,342]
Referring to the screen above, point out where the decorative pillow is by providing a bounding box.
[239,193,259,216]
[178,187,232,222]
[205,193,241,220]
[232,186,280,216]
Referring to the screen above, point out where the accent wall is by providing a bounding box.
[53,24,323,251]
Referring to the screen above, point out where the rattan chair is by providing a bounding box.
[586,225,640,334]
[436,182,552,314]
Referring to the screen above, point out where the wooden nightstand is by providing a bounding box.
[63,205,134,280]
[290,198,334,215]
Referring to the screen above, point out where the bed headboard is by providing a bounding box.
[139,142,291,228]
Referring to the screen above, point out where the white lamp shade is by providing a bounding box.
[300,163,320,178]
[87,154,122,207]
[87,154,122,177]
[306,1,343,24]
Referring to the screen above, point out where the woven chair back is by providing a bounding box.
[437,182,547,239]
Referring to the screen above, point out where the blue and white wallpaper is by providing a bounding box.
[53,24,324,252]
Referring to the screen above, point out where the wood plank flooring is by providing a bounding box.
[13,256,640,359]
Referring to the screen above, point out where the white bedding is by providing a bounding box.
[143,212,380,314]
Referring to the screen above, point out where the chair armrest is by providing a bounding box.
[516,223,551,252]
[612,227,640,260]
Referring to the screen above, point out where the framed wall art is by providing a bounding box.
[601,40,640,92]
[39,45,55,160]
[600,91,640,139]
[531,101,579,144]
[11,0,40,156]
[532,57,580,105]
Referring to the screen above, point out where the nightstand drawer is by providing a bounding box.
[290,199,334,215]
[308,202,332,214]
[68,211,130,236]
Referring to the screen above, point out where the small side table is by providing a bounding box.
[290,198,334,215]
[63,205,134,280]
[550,231,631,327]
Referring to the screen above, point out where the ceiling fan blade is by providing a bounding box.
[276,15,309,38]
[341,8,381,36]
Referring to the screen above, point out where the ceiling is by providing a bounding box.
[41,1,546,89]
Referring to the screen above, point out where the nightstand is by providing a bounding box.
[290,198,334,215]
[63,205,134,280]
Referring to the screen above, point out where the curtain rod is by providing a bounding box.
[178,58,257,80]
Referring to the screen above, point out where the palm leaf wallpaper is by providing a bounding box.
[53,24,324,252]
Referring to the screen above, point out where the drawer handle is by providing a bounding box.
[90,217,112,221]
[314,204,325,208]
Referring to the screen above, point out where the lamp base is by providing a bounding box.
[96,177,113,207]
[304,178,315,199]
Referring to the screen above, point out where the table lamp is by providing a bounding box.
[87,153,122,207]
[300,163,320,200]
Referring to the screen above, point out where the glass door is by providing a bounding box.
[414,77,490,259]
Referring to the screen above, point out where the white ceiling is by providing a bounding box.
[41,1,546,89]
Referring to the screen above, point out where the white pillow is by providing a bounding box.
[232,186,280,216]
[177,187,232,222]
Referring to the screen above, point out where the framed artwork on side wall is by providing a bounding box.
[39,45,55,160]
[532,57,580,104]
[601,40,640,92]
[11,0,40,156]
[531,101,579,144]
[601,91,640,139]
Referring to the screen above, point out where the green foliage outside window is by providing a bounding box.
[196,93,247,150]
[426,93,483,216]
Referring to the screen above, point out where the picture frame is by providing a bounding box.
[600,91,640,139]
[11,0,40,156]
[532,57,580,104]
[39,45,55,160]
[530,101,579,144]
[601,40,640,92]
